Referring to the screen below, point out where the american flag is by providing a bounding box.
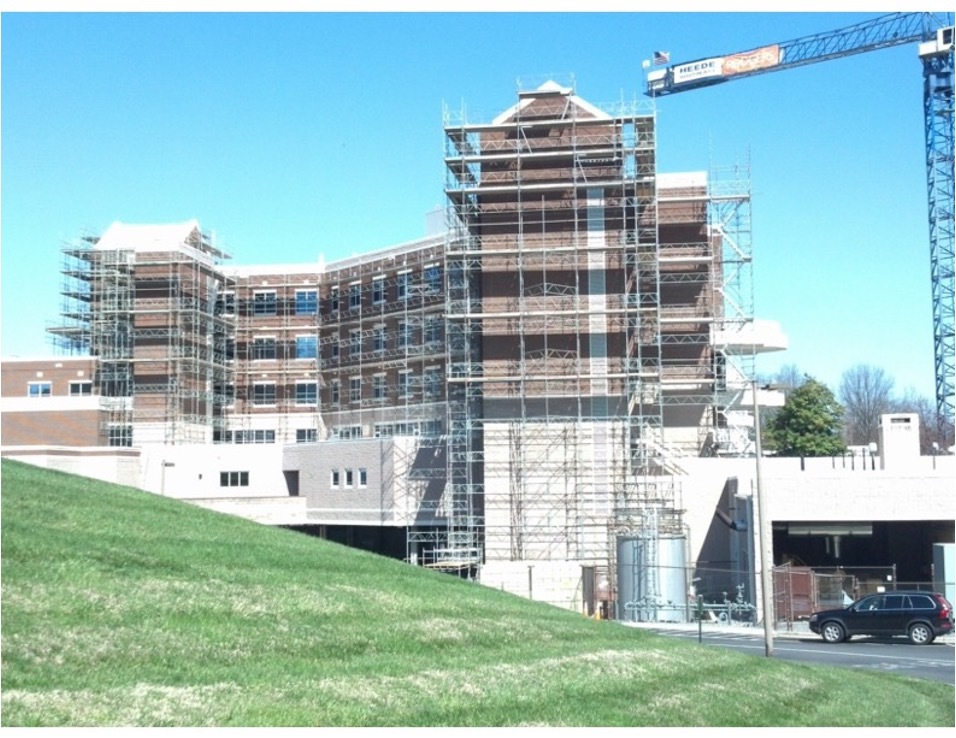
[653,50,670,66]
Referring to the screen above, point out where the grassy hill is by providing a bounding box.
[1,458,953,727]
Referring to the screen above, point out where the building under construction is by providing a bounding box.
[46,81,761,615]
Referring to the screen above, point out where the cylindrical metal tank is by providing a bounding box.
[617,534,688,623]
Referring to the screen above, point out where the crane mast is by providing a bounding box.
[647,12,955,429]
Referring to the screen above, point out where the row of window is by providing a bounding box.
[212,428,318,444]
[234,267,443,319]
[327,420,443,441]
[327,318,443,361]
[249,335,318,360]
[325,369,442,406]
[330,467,368,489]
[26,380,92,398]
[248,382,318,406]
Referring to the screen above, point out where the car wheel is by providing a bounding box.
[908,623,935,645]
[821,621,845,644]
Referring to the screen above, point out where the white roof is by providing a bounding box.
[94,220,203,252]
[492,80,611,125]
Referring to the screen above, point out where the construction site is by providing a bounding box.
[8,12,951,622]
[35,79,767,618]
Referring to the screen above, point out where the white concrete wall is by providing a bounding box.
[138,444,289,499]
[1,447,141,488]
[480,560,588,613]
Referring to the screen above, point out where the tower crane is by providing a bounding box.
[646,12,955,429]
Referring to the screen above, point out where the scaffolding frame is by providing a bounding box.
[50,224,233,446]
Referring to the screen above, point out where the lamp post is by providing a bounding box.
[752,380,775,657]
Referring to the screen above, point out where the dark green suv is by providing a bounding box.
[809,591,954,645]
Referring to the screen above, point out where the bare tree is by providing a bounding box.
[892,387,956,453]
[839,364,895,445]
[774,363,807,394]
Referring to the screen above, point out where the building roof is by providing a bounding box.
[94,220,230,261]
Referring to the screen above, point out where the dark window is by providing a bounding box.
[296,428,318,443]
[253,383,276,405]
[253,291,277,316]
[296,382,317,405]
[220,471,249,487]
[253,337,277,360]
[69,381,93,396]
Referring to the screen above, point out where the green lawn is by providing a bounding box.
[2,458,953,726]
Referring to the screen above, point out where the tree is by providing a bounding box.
[774,363,807,394]
[839,364,895,445]
[892,387,956,453]
[765,378,846,457]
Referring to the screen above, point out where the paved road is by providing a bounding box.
[626,623,955,685]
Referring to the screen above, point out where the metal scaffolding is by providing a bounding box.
[49,222,233,446]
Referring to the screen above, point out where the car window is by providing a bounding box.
[856,595,883,611]
[907,595,935,610]
[884,595,905,610]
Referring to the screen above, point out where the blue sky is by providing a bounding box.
[2,7,952,402]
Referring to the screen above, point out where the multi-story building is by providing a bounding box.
[8,80,845,617]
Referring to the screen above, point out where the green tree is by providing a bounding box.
[765,378,846,457]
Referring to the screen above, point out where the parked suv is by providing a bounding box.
[809,591,953,645]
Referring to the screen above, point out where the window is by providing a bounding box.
[331,468,340,488]
[330,288,340,312]
[214,383,236,406]
[108,425,132,447]
[349,329,362,358]
[345,468,354,487]
[253,337,277,360]
[220,471,249,487]
[296,428,318,443]
[295,289,318,316]
[295,335,318,359]
[399,370,413,398]
[349,282,362,310]
[331,425,362,440]
[424,367,441,398]
[225,337,236,362]
[28,381,52,398]
[218,292,236,315]
[424,315,442,346]
[397,271,411,301]
[350,376,362,403]
[373,325,386,353]
[227,429,275,444]
[359,468,368,487]
[330,334,340,362]
[253,383,276,406]
[253,291,277,316]
[398,321,412,350]
[373,374,387,402]
[330,379,340,407]
[425,264,442,294]
[372,277,385,304]
[295,382,317,406]
[69,381,93,396]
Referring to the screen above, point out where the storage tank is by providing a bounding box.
[617,534,688,622]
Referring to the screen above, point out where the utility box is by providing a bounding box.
[878,413,920,472]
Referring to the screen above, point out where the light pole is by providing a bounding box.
[752,380,775,657]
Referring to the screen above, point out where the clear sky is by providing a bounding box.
[2,5,953,403]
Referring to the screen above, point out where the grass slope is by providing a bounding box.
[1,458,953,727]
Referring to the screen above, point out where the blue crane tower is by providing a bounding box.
[646,12,955,431]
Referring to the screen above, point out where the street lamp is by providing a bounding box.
[752,380,775,657]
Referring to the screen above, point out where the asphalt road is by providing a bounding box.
[634,626,955,685]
